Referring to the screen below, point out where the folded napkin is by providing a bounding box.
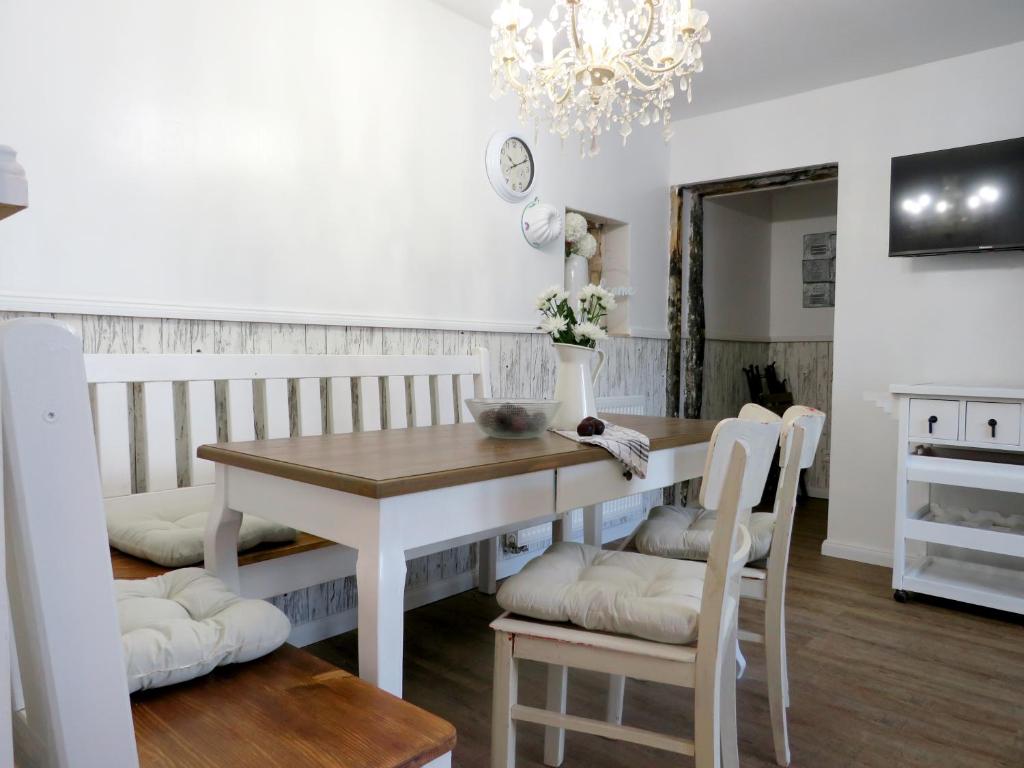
[552,421,650,480]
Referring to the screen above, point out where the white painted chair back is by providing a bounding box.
[2,319,140,767]
[698,414,782,513]
[85,349,491,500]
[767,406,826,571]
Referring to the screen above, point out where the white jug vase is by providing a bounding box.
[551,342,606,430]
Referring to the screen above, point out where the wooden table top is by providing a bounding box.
[198,414,717,499]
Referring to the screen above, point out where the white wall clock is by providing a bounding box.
[485,132,537,203]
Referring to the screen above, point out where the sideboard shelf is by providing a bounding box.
[891,383,1024,614]
[903,556,1024,615]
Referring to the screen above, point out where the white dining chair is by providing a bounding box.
[489,416,781,768]
[626,405,826,766]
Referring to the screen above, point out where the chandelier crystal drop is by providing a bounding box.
[489,0,710,156]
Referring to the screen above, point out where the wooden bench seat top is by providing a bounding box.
[132,643,455,768]
[111,532,335,580]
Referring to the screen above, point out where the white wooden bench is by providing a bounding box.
[85,349,499,621]
[2,318,456,768]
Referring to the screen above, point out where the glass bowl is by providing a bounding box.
[465,399,562,440]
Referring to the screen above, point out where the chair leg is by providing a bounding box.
[543,665,567,767]
[721,625,739,768]
[735,640,747,680]
[781,607,791,709]
[492,631,518,768]
[765,605,791,766]
[694,666,721,768]
[605,674,625,725]
[478,537,499,595]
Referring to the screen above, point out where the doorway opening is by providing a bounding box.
[667,165,838,500]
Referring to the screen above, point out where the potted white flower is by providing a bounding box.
[564,212,597,304]
[536,283,617,428]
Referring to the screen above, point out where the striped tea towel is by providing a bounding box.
[552,421,650,480]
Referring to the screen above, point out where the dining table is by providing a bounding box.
[198,413,717,697]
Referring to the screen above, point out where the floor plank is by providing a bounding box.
[309,500,1024,767]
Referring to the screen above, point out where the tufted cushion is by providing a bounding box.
[106,487,297,567]
[634,505,775,564]
[117,568,291,693]
[496,542,711,645]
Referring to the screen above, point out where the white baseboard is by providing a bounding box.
[805,486,829,500]
[287,570,479,647]
[821,538,893,568]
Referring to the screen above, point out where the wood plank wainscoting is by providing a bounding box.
[0,310,668,643]
[703,339,832,496]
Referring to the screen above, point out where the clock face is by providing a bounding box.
[499,137,535,195]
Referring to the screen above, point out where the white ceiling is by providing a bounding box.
[431,0,1024,118]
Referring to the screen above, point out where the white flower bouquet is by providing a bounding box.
[536,283,617,349]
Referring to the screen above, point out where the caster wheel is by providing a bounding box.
[893,589,910,603]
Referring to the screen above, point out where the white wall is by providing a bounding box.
[670,41,1024,565]
[0,0,671,337]
[703,181,836,342]
[768,181,837,342]
[703,193,772,340]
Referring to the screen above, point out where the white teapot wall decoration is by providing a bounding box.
[521,199,563,249]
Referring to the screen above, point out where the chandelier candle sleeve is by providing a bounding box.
[490,0,710,154]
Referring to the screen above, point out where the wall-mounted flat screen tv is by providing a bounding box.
[889,136,1024,257]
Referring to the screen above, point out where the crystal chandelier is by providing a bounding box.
[489,0,710,155]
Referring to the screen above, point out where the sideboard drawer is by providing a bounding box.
[909,399,960,440]
[965,401,1022,446]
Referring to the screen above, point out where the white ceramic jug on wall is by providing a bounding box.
[551,342,606,430]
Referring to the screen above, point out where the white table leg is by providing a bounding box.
[204,464,242,593]
[356,507,407,697]
[582,503,603,547]
[478,536,499,595]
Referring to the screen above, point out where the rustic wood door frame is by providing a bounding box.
[666,164,839,423]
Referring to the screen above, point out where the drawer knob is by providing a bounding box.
[928,415,938,434]
[988,418,998,438]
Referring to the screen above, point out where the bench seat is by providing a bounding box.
[112,533,335,580]
[132,643,456,767]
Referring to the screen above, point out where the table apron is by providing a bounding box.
[556,443,706,512]
[224,466,557,553]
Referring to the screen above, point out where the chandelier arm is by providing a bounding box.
[503,59,531,93]
[567,2,584,59]
[625,53,691,77]
[619,0,658,58]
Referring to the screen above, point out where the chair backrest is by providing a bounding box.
[84,349,491,500]
[3,319,140,767]
[694,417,781,730]
[699,413,781,513]
[765,406,827,582]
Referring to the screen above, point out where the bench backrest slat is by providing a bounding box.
[297,377,323,436]
[263,378,290,439]
[187,380,217,486]
[142,381,178,492]
[84,349,491,499]
[93,382,133,498]
[329,377,354,434]
[412,375,432,427]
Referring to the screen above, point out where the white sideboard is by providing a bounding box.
[891,384,1024,614]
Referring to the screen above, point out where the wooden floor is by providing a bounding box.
[310,501,1024,767]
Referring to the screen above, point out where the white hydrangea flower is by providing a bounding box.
[573,322,608,344]
[564,212,588,244]
[540,315,569,335]
[573,232,598,260]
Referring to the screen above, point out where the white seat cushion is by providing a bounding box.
[106,486,297,567]
[496,542,709,645]
[117,568,291,693]
[633,505,775,564]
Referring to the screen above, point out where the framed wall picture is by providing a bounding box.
[802,231,836,308]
